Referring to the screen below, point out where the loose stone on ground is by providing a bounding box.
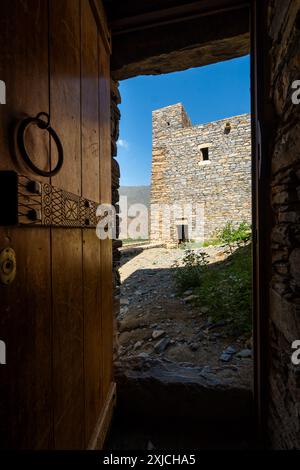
[117,246,252,390]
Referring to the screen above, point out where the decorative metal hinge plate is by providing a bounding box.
[0,171,100,228]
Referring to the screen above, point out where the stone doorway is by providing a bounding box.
[106,0,285,450]
[176,224,189,243]
[110,56,255,449]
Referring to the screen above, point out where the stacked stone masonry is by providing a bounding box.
[111,79,122,360]
[150,103,251,243]
[268,0,300,450]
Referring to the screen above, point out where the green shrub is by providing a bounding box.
[194,244,252,336]
[172,249,209,291]
[172,244,252,336]
[217,221,251,251]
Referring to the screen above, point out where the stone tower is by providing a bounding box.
[150,103,251,244]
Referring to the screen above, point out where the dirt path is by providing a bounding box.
[117,246,252,388]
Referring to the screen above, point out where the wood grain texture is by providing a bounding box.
[51,230,84,449]
[50,0,85,449]
[0,0,114,449]
[89,0,112,55]
[0,0,52,449]
[81,0,103,444]
[88,382,116,449]
[99,34,113,399]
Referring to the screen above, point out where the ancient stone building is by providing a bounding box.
[1,0,299,451]
[150,103,251,243]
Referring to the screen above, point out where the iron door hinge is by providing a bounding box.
[0,171,100,229]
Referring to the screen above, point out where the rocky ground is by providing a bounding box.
[116,245,253,389]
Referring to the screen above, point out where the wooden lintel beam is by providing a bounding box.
[108,0,250,35]
[111,7,250,80]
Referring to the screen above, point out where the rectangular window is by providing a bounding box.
[201,147,209,160]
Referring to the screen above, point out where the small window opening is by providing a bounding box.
[224,122,231,134]
[201,147,209,161]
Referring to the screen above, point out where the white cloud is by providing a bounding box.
[118,139,129,150]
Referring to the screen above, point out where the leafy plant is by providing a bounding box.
[194,244,252,336]
[172,244,252,336]
[217,221,251,252]
[172,249,209,291]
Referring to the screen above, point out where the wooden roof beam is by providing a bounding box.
[109,0,250,36]
[110,7,250,80]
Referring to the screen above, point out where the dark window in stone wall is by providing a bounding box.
[201,147,209,160]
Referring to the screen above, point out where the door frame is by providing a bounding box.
[251,0,273,445]
[112,0,270,445]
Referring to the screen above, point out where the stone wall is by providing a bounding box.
[267,0,300,449]
[111,79,122,360]
[150,103,251,243]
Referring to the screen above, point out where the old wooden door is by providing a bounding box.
[0,0,114,449]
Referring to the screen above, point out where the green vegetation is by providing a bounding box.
[179,239,220,249]
[179,241,205,250]
[194,244,252,336]
[173,249,209,288]
[179,221,251,251]
[201,238,221,247]
[173,242,252,336]
[216,221,251,251]
[122,238,149,246]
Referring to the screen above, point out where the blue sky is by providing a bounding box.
[118,55,250,186]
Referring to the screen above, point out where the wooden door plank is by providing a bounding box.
[81,0,103,445]
[98,34,113,399]
[49,0,85,449]
[89,0,112,55]
[51,230,84,449]
[0,0,52,449]
[88,382,116,449]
